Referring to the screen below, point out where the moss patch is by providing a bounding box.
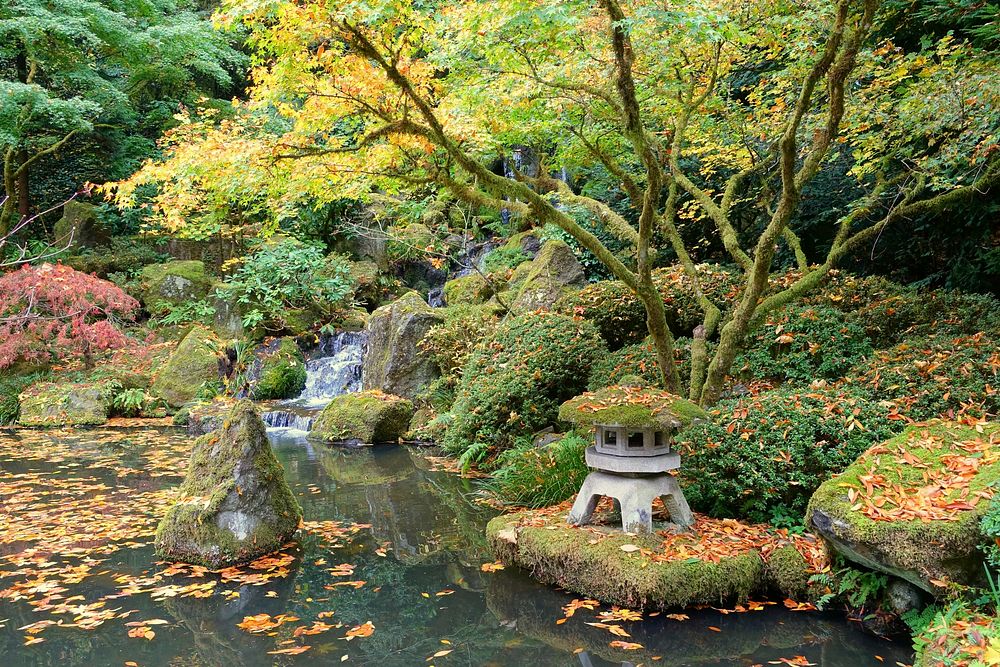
[308,390,414,444]
[443,274,494,305]
[806,421,1000,593]
[488,503,821,610]
[499,239,586,312]
[140,260,215,313]
[17,381,108,427]
[150,325,222,408]
[154,400,302,568]
[559,385,706,431]
[251,338,306,400]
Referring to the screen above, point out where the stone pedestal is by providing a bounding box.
[567,469,694,534]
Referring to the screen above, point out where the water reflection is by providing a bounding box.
[0,427,913,666]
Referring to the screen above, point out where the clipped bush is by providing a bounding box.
[587,336,715,392]
[442,312,606,456]
[677,384,901,524]
[734,304,873,384]
[418,304,501,379]
[489,432,591,507]
[845,332,1000,421]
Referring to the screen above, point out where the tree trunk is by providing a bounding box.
[16,149,29,221]
[637,284,682,394]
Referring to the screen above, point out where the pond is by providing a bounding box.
[0,425,913,666]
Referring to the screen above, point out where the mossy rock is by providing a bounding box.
[806,421,1000,594]
[185,398,238,436]
[280,306,325,336]
[17,381,108,427]
[250,338,306,400]
[155,401,302,568]
[559,385,706,432]
[140,260,215,313]
[443,274,494,306]
[53,201,108,250]
[500,239,586,312]
[308,390,414,445]
[487,512,766,610]
[150,325,222,408]
[362,291,443,399]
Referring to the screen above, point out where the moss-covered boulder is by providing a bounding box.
[501,239,586,312]
[249,338,306,400]
[140,260,215,313]
[155,400,302,568]
[559,384,706,432]
[17,381,108,426]
[807,421,1000,594]
[308,390,414,445]
[443,273,494,306]
[487,504,822,609]
[53,201,109,250]
[362,291,443,399]
[183,398,238,436]
[150,325,222,408]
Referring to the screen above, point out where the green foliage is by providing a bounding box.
[481,245,531,274]
[588,337,712,391]
[488,433,590,508]
[845,332,1000,421]
[0,371,47,425]
[154,299,217,328]
[734,304,873,384]
[218,240,354,331]
[442,312,606,456]
[980,495,1000,572]
[251,339,306,400]
[678,385,901,524]
[63,237,168,279]
[418,305,500,379]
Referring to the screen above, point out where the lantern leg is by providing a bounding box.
[659,476,694,527]
[567,473,601,526]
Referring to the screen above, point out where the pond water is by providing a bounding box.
[0,425,914,666]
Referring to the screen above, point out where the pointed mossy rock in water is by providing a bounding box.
[150,325,222,408]
[308,390,414,445]
[807,421,1000,594]
[155,401,302,568]
[18,381,108,427]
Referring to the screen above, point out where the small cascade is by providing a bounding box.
[261,330,367,433]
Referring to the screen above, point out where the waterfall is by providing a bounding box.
[261,330,366,433]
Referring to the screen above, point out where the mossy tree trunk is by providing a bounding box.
[329,0,1000,406]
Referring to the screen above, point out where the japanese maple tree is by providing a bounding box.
[0,263,139,369]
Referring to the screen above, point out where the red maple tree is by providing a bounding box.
[0,263,139,369]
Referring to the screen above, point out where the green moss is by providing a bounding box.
[141,260,214,313]
[806,421,1000,591]
[150,325,222,408]
[443,274,494,305]
[252,339,306,400]
[17,381,108,426]
[764,545,813,600]
[309,390,414,444]
[487,513,763,609]
[499,239,585,312]
[559,385,705,431]
[155,401,302,568]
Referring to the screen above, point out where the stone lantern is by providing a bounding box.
[558,381,705,534]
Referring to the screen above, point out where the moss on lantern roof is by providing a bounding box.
[558,385,705,431]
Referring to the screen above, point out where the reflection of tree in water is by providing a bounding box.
[485,571,910,667]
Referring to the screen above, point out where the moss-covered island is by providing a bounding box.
[155,400,302,568]
[807,421,1000,593]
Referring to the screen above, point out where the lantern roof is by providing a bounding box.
[558,384,705,431]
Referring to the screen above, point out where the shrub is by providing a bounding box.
[677,384,901,524]
[0,263,139,370]
[844,332,1000,421]
[0,372,48,425]
[418,304,501,378]
[442,312,606,456]
[734,304,873,384]
[218,240,354,330]
[587,336,714,392]
[63,237,168,279]
[488,432,591,507]
[481,244,532,274]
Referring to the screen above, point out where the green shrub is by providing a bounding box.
[418,305,501,378]
[980,495,1000,572]
[587,336,713,392]
[251,338,307,400]
[677,384,901,524]
[481,244,531,274]
[0,372,48,425]
[63,237,168,278]
[153,299,217,328]
[844,332,1000,421]
[734,304,873,384]
[218,240,354,330]
[442,312,606,456]
[488,432,590,507]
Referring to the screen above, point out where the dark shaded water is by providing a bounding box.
[0,426,913,666]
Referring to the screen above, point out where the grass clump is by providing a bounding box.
[488,433,590,508]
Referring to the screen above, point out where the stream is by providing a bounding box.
[0,424,914,666]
